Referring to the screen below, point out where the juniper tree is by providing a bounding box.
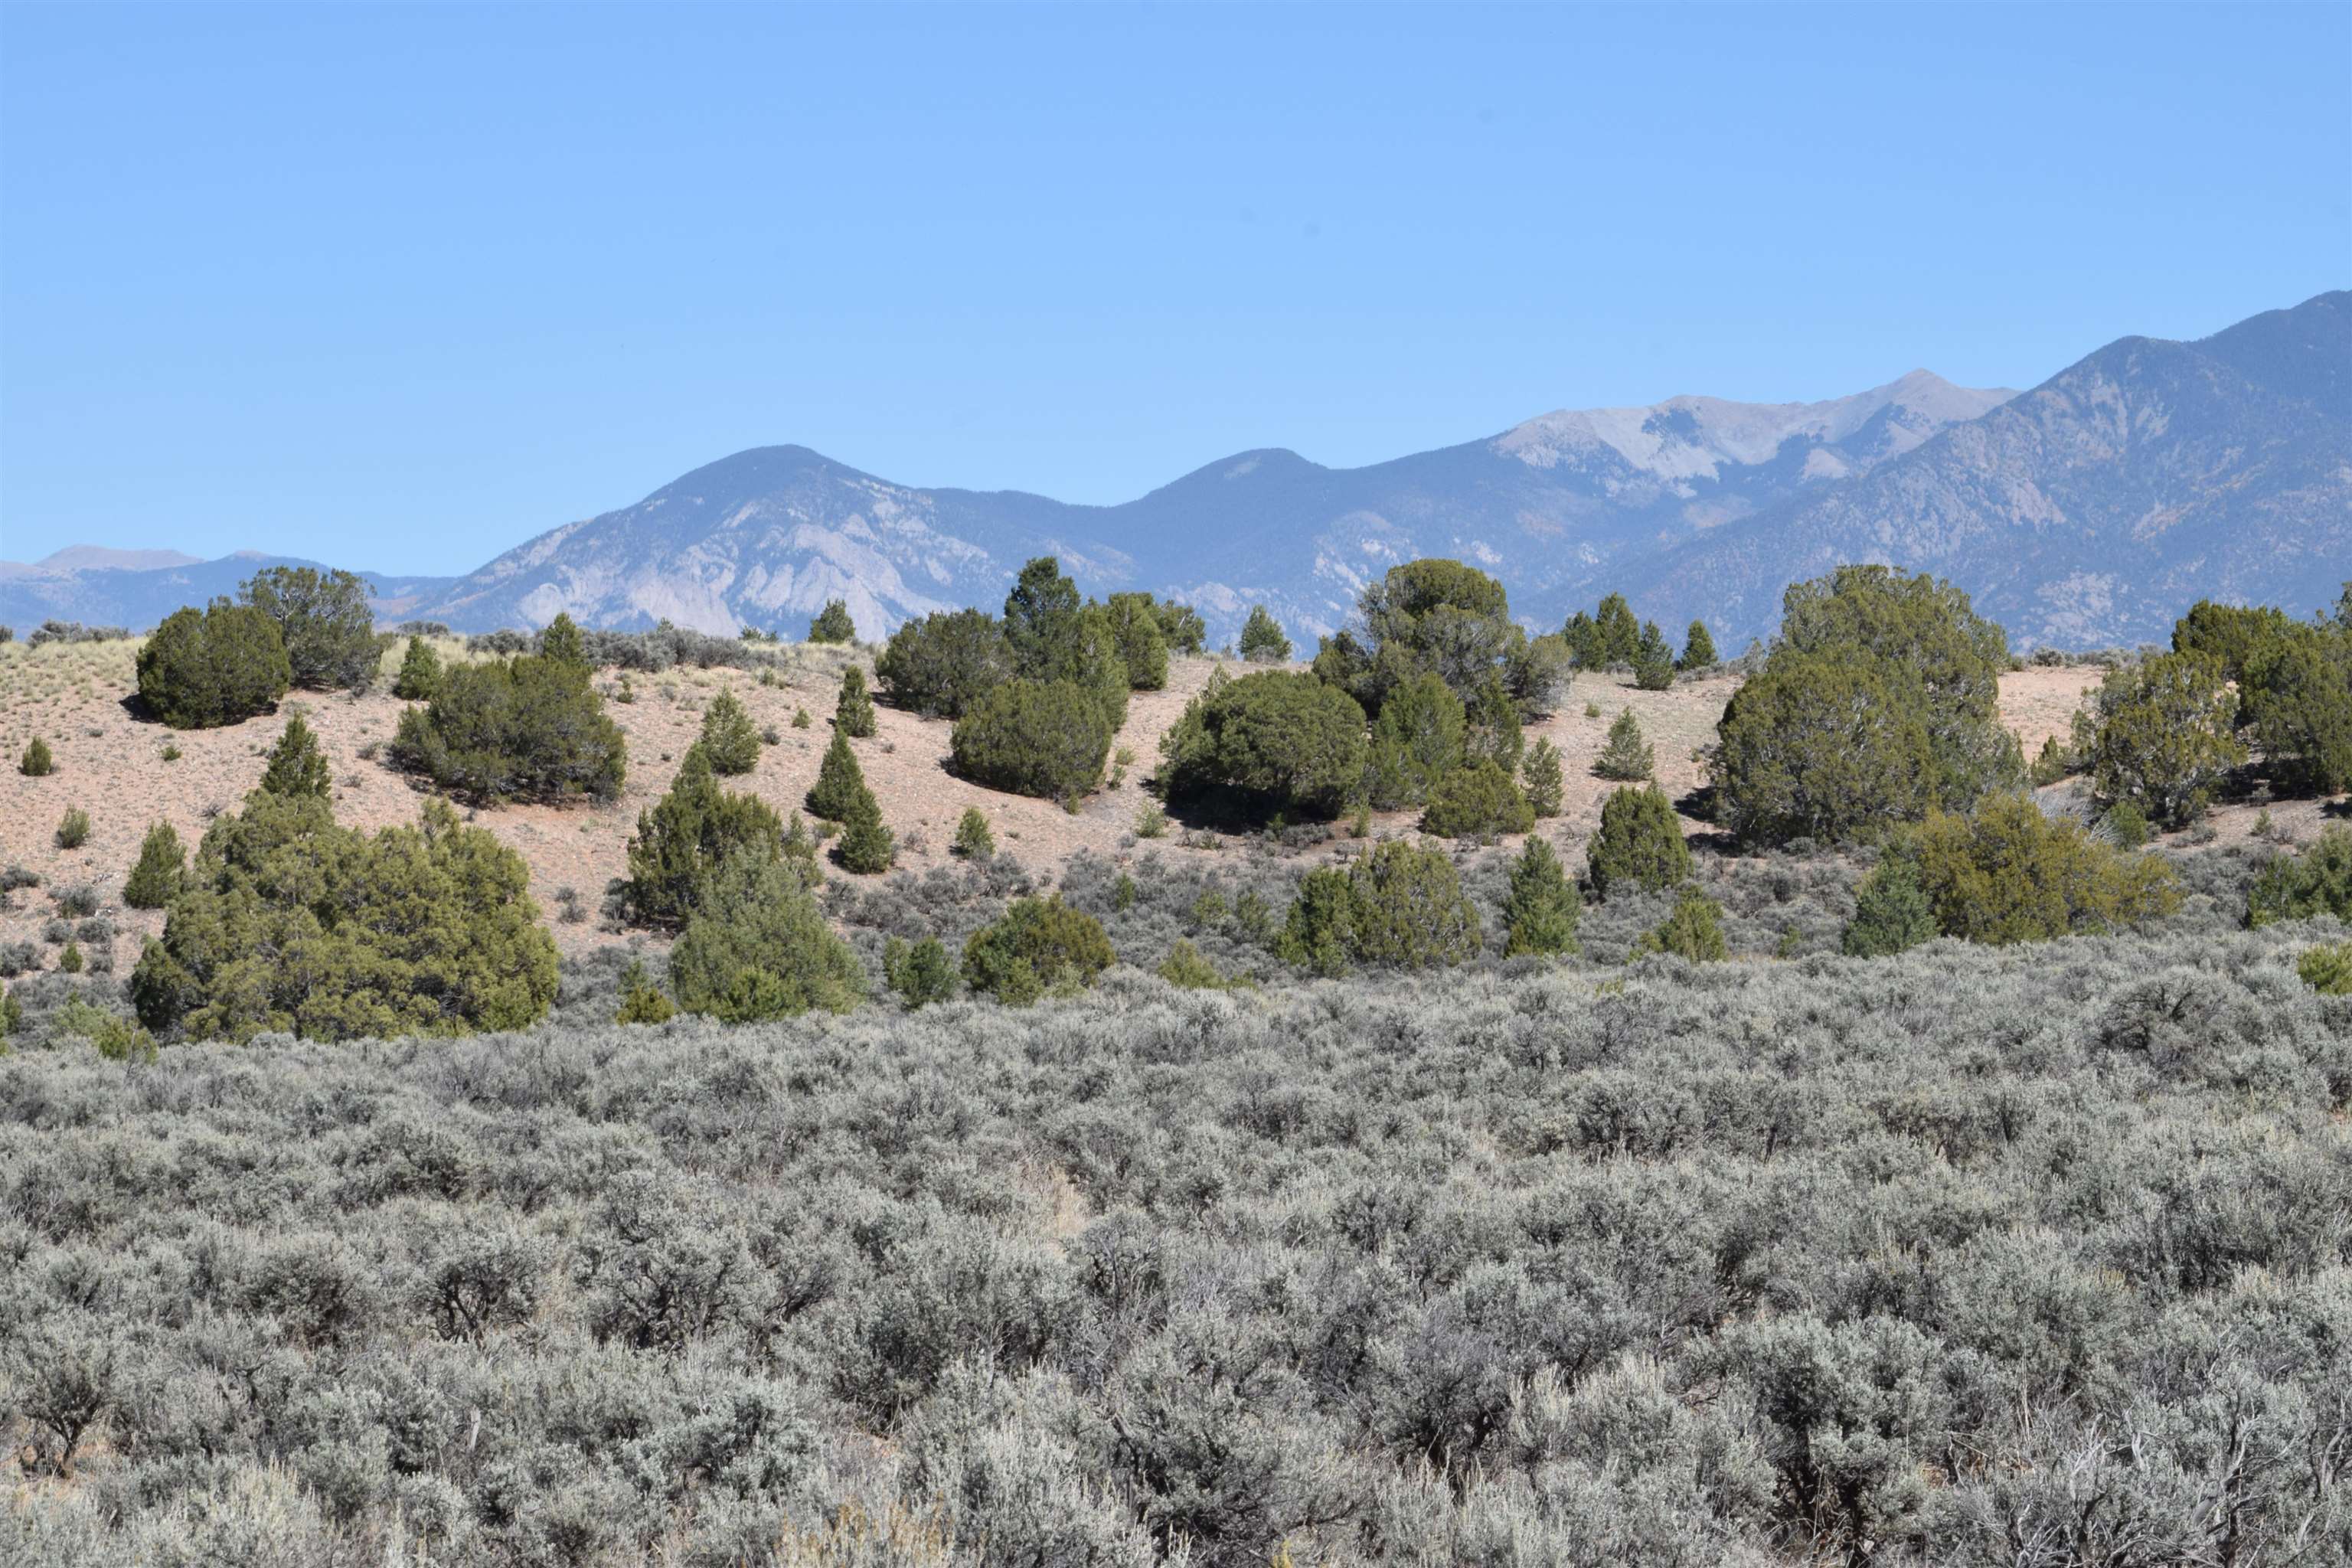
[1637,888,1726,962]
[951,679,1116,802]
[619,743,786,929]
[1521,737,1564,818]
[2244,627,2352,796]
[240,565,377,691]
[1279,839,1481,974]
[1909,794,2180,944]
[2028,734,2075,786]
[1678,619,1717,671]
[834,665,877,739]
[390,640,626,805]
[1593,709,1654,782]
[952,808,995,860]
[259,712,331,799]
[668,855,864,1021]
[1238,606,1292,663]
[698,688,763,775]
[806,728,869,820]
[807,599,855,644]
[1713,566,2020,845]
[962,896,1116,1004]
[136,601,292,730]
[884,936,957,1008]
[1841,858,1937,957]
[1588,784,1691,899]
[122,823,187,910]
[2248,825,2352,926]
[393,635,443,701]
[613,960,676,1025]
[1502,836,1580,957]
[2071,650,2244,828]
[876,609,1016,718]
[835,789,894,874]
[1422,759,1534,840]
[19,737,53,776]
[130,794,558,1043]
[1161,670,1367,821]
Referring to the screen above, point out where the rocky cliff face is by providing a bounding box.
[1615,291,2350,648]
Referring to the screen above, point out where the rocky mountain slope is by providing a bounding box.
[1619,291,2352,648]
[7,294,2341,650]
[391,368,2010,645]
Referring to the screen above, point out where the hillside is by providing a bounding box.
[0,632,2324,984]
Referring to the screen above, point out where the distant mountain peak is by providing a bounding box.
[11,295,2337,653]
[1490,371,2016,482]
[32,544,205,573]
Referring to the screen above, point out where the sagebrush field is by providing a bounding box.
[4,882,2348,1563]
[3,585,2349,1565]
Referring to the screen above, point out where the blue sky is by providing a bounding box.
[2,2,2344,575]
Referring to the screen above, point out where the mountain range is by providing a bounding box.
[5,292,2344,651]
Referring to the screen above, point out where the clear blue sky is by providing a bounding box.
[2,2,2344,574]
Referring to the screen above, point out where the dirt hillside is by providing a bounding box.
[0,640,2331,975]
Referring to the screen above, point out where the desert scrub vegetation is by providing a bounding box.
[129,786,557,1043]
[134,598,292,728]
[240,565,380,691]
[3,913,2347,1565]
[1711,564,2022,845]
[1161,668,1367,822]
[389,614,627,805]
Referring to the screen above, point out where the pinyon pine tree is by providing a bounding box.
[1632,621,1677,691]
[807,600,855,644]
